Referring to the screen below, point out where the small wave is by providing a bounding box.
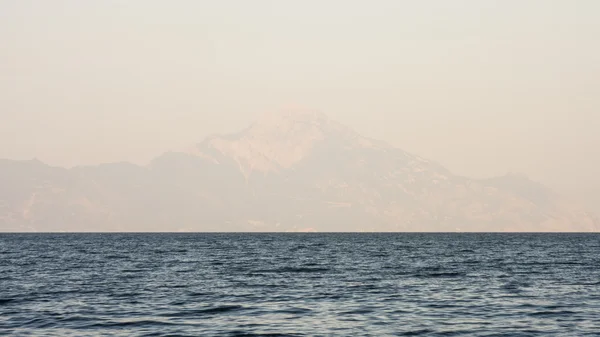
[105,254,130,259]
[151,249,172,254]
[340,308,374,315]
[0,298,17,305]
[159,284,188,289]
[304,293,344,300]
[187,305,244,315]
[516,303,537,309]
[162,305,244,317]
[34,289,98,297]
[516,261,588,266]
[345,283,380,291]
[120,268,152,273]
[502,280,531,291]
[227,331,304,337]
[276,307,313,315]
[255,267,331,273]
[528,310,577,317]
[399,329,435,336]
[424,303,459,309]
[109,292,143,298]
[238,282,288,289]
[569,281,600,286]
[416,272,464,278]
[23,320,55,329]
[84,319,179,328]
[187,291,212,297]
[461,259,481,264]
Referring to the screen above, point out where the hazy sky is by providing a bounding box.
[2,1,599,192]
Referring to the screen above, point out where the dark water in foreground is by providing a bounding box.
[1,234,600,336]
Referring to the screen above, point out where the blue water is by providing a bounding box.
[1,233,600,336]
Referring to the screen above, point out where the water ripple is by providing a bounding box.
[1,233,600,336]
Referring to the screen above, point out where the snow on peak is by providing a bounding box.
[191,108,330,176]
[188,107,392,176]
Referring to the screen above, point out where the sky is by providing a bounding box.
[1,0,599,199]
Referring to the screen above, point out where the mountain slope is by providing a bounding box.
[1,109,598,232]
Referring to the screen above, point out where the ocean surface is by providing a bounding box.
[1,233,600,336]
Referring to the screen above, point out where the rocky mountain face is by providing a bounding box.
[1,109,598,232]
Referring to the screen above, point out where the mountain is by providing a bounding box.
[1,109,598,232]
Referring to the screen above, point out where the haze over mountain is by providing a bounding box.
[1,109,597,232]
[3,1,600,216]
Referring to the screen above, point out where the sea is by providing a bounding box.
[1,233,599,336]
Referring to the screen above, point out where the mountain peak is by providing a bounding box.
[187,107,334,175]
[184,107,399,177]
[188,107,386,176]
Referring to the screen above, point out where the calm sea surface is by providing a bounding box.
[1,233,600,336]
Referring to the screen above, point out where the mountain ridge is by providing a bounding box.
[1,109,598,232]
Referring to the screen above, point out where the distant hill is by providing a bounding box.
[1,109,598,232]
